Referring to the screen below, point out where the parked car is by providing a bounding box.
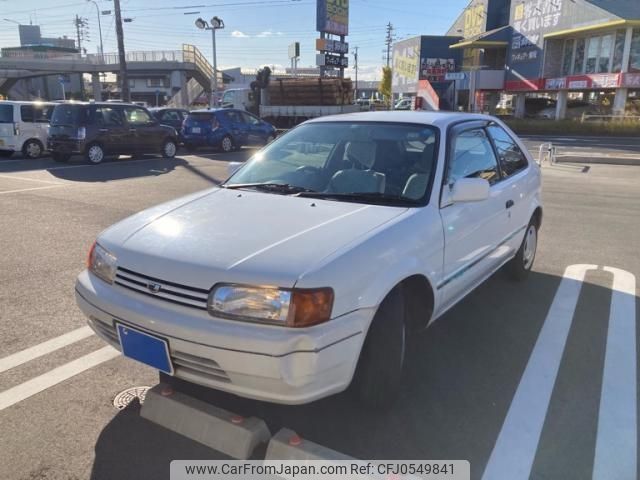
[149,107,189,141]
[182,108,277,153]
[535,100,599,120]
[47,102,178,164]
[0,100,55,159]
[76,111,542,408]
[395,98,413,110]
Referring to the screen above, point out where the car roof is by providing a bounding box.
[190,108,235,113]
[305,110,496,128]
[0,100,56,106]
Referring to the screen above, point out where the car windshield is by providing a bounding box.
[225,122,438,206]
[50,105,87,126]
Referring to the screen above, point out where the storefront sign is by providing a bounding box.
[566,74,620,89]
[621,73,640,88]
[316,0,349,36]
[316,53,348,68]
[316,38,348,54]
[421,58,455,82]
[545,77,566,90]
[445,72,467,81]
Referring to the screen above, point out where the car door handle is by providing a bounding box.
[129,128,137,133]
[506,200,515,209]
[99,128,108,133]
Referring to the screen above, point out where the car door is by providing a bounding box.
[240,112,265,145]
[486,122,533,249]
[123,106,160,154]
[94,106,128,154]
[19,105,39,147]
[221,110,249,146]
[438,123,513,306]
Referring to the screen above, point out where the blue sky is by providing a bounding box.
[0,0,470,80]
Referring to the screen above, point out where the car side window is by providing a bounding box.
[20,105,34,122]
[223,111,242,124]
[95,107,123,127]
[241,112,260,125]
[162,111,181,122]
[124,107,154,126]
[487,124,528,178]
[448,128,499,186]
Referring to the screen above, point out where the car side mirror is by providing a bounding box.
[227,162,243,177]
[450,178,490,203]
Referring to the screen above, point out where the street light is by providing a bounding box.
[195,16,225,108]
[87,0,104,59]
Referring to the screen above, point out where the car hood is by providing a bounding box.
[101,187,408,289]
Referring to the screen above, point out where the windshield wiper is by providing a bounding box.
[222,183,317,195]
[295,191,420,206]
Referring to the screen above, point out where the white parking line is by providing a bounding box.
[482,264,597,480]
[0,326,94,374]
[0,346,119,412]
[593,267,637,480]
[0,184,66,195]
[0,174,63,184]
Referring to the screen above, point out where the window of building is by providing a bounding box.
[146,78,169,88]
[573,38,586,74]
[585,36,600,73]
[448,128,499,186]
[129,79,136,88]
[487,125,528,178]
[562,39,574,76]
[612,30,627,73]
[630,28,640,73]
[598,34,613,73]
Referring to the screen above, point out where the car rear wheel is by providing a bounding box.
[351,286,406,410]
[23,139,43,159]
[220,135,233,153]
[85,143,105,164]
[0,150,14,158]
[52,152,71,163]
[162,139,177,158]
[507,220,538,281]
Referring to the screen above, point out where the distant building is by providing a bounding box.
[18,25,76,50]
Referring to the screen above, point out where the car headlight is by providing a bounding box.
[87,242,117,284]
[208,284,334,328]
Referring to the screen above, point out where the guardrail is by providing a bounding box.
[581,113,640,123]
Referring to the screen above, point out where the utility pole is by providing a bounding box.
[113,0,129,101]
[353,46,359,101]
[74,15,89,53]
[384,22,394,68]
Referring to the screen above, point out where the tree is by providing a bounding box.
[378,66,392,108]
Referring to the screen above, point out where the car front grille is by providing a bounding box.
[114,267,209,311]
[90,318,231,383]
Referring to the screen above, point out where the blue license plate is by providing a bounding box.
[116,323,173,374]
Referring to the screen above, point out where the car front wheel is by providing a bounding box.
[507,220,538,281]
[220,135,233,153]
[162,139,177,158]
[351,286,406,410]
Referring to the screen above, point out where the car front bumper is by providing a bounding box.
[48,139,86,154]
[75,270,370,404]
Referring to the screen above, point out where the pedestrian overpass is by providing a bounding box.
[0,44,215,106]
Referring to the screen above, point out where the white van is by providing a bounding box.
[221,88,254,111]
[0,101,55,159]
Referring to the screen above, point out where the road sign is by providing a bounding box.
[445,72,466,81]
[288,42,300,59]
[316,38,348,54]
[316,53,348,68]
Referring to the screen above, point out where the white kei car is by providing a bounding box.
[76,111,542,408]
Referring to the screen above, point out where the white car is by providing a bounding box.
[0,101,55,159]
[76,111,542,408]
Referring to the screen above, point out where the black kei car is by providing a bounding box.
[48,102,179,164]
[149,107,189,140]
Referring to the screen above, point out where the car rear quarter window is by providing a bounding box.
[487,124,528,178]
[449,128,499,185]
[0,104,13,123]
[20,105,35,122]
[50,105,87,126]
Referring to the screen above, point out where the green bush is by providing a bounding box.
[504,118,640,137]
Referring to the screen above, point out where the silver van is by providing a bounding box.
[0,101,55,159]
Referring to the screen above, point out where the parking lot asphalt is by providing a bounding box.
[0,144,639,480]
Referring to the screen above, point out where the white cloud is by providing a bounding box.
[231,30,248,38]
[257,31,274,38]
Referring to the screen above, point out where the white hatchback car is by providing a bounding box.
[0,101,55,159]
[76,112,542,408]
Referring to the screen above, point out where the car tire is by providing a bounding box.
[351,286,406,410]
[162,139,177,159]
[506,219,538,281]
[0,150,14,158]
[52,152,71,163]
[220,135,233,153]
[85,143,105,164]
[22,139,43,159]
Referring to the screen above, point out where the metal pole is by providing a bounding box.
[89,1,104,59]
[114,0,129,102]
[211,27,217,108]
[61,82,66,101]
